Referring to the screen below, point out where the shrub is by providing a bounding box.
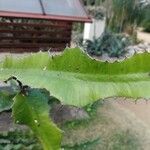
[83,37,102,56]
[87,6,105,20]
[143,21,150,32]
[142,6,150,32]
[83,31,132,58]
[107,0,142,34]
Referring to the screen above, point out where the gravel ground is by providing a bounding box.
[137,31,150,43]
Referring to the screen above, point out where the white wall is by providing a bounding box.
[83,18,105,41]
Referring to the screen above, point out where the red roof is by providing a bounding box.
[0,0,91,22]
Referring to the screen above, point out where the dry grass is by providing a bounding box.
[62,99,142,150]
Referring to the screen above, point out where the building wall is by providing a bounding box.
[0,17,72,52]
[83,18,105,41]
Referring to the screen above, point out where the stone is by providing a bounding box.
[136,47,145,53]
[125,47,135,58]
[116,56,126,62]
[50,103,89,124]
[145,43,150,53]
[138,43,146,49]
[107,57,117,63]
[129,44,144,53]
[100,53,110,62]
[0,81,7,87]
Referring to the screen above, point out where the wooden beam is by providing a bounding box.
[0,36,71,42]
[0,22,72,29]
[0,43,66,48]
[0,29,71,35]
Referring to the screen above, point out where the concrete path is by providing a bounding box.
[137,31,150,43]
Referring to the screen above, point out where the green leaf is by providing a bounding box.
[12,88,62,150]
[0,48,150,107]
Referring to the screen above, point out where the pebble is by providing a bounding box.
[97,42,150,62]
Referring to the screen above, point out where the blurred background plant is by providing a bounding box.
[72,0,105,46]
[87,7,105,20]
[82,0,150,34]
[72,23,84,46]
[106,0,139,34]
[72,0,150,58]
[140,3,150,32]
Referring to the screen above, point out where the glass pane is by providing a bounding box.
[0,0,42,14]
[42,0,87,18]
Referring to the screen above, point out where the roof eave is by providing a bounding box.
[0,11,92,23]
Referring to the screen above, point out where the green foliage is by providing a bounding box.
[141,6,150,32]
[83,31,132,57]
[143,21,150,32]
[0,77,62,150]
[83,38,102,56]
[2,51,50,69]
[84,100,101,117]
[87,7,105,20]
[12,88,62,150]
[73,23,84,33]
[72,23,84,45]
[108,0,142,33]
[0,129,94,150]
[0,46,148,149]
[1,48,150,107]
[0,130,41,150]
